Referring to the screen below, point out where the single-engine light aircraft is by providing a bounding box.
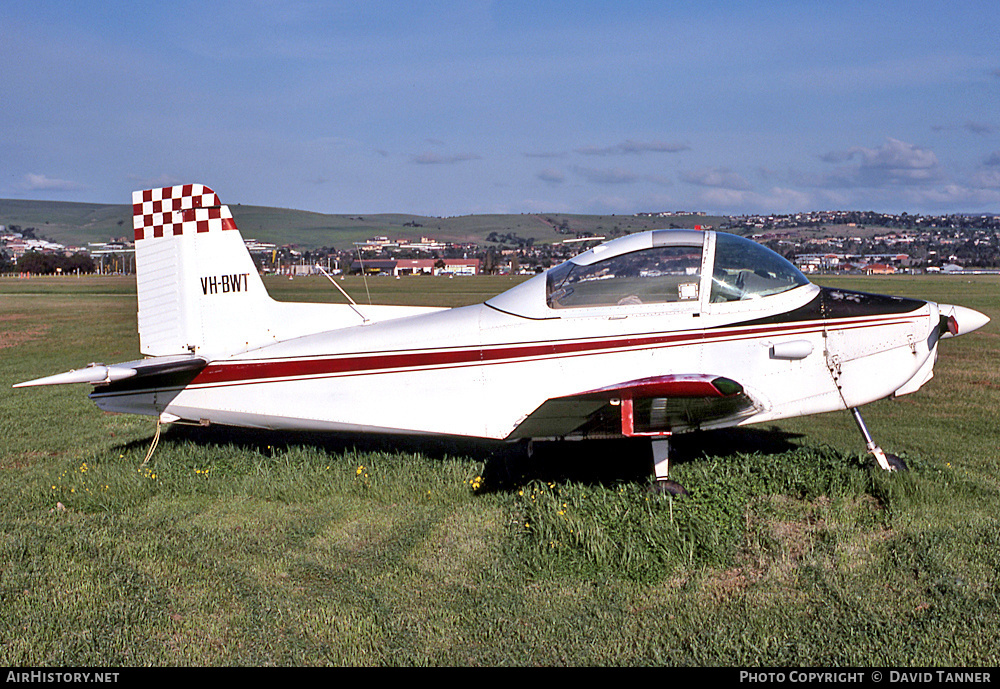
[15,185,991,493]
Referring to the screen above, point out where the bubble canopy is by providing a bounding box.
[709,231,810,303]
[486,230,811,319]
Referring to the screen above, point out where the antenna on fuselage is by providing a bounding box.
[353,242,373,307]
[315,263,370,324]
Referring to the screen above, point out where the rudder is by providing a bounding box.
[133,184,274,357]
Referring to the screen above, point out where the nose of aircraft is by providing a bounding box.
[937,303,991,338]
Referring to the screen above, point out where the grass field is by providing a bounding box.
[1,273,998,666]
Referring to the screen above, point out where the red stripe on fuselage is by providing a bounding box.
[182,313,920,390]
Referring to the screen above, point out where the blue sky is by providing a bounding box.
[2,1,999,216]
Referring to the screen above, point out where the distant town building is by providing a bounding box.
[350,258,480,276]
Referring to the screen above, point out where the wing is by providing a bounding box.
[507,374,760,440]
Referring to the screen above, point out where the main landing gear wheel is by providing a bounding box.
[649,438,689,496]
[649,480,689,496]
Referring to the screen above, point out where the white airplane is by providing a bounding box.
[15,184,991,494]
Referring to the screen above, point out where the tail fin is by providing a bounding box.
[133,184,278,357]
[133,184,447,359]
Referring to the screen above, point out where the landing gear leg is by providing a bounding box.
[850,407,906,471]
[650,438,689,495]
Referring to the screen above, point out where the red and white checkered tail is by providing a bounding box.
[133,184,274,358]
[132,184,237,240]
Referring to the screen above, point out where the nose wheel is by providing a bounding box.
[850,407,907,471]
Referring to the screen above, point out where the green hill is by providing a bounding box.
[0,197,723,251]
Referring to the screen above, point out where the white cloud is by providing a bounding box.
[819,138,941,187]
[856,138,937,174]
[575,140,690,156]
[127,174,184,190]
[584,194,631,213]
[22,173,86,192]
[536,168,566,184]
[971,168,1000,189]
[573,165,640,184]
[683,186,822,215]
[902,184,1000,209]
[680,167,752,190]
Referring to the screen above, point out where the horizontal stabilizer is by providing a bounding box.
[14,355,207,389]
[14,365,137,388]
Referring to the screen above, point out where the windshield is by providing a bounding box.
[546,244,703,309]
[710,233,809,302]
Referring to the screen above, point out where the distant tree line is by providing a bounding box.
[5,225,40,239]
[16,251,96,275]
[486,231,534,248]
